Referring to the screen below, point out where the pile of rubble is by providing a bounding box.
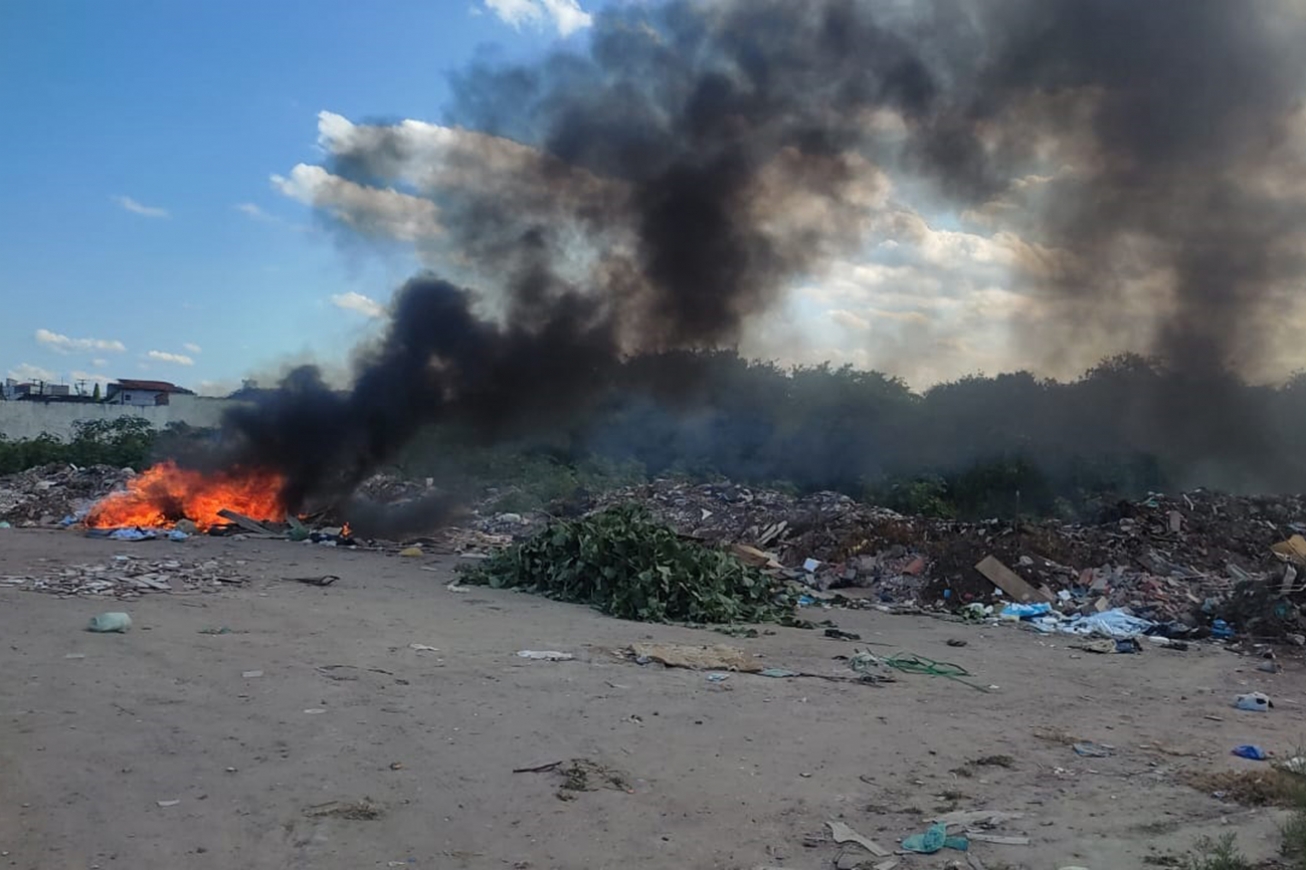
[0,464,133,526]
[457,480,1306,637]
[0,554,250,598]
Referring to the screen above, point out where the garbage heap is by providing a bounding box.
[476,480,1306,639]
[0,464,134,526]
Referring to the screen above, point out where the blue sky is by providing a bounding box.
[0,0,598,394]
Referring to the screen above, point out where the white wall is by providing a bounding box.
[0,395,240,441]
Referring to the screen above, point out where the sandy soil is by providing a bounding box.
[0,528,1298,870]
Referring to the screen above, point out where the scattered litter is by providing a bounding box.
[198,626,233,635]
[284,575,338,587]
[241,670,264,679]
[303,708,326,715]
[516,650,574,661]
[64,653,86,659]
[902,822,969,854]
[167,529,188,542]
[966,834,1030,846]
[705,672,731,682]
[882,652,989,692]
[826,820,891,857]
[408,643,440,653]
[305,798,383,820]
[629,642,759,672]
[759,667,799,678]
[108,528,157,542]
[946,638,968,647]
[399,547,424,558]
[824,628,861,641]
[804,557,822,573]
[1234,692,1272,712]
[1232,745,1269,760]
[156,800,180,808]
[931,810,1024,827]
[86,612,132,633]
[1073,742,1113,758]
[446,580,468,593]
[1211,619,1236,640]
[1000,602,1052,619]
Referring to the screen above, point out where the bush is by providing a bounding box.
[0,417,164,474]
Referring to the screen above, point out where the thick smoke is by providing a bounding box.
[220,0,1306,521]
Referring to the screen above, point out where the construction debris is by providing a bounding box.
[2,555,250,597]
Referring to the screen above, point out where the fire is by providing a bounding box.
[86,460,286,531]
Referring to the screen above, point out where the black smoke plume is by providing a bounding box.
[216,0,1306,523]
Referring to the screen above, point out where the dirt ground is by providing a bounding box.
[0,529,1298,870]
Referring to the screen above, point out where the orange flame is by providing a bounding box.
[86,460,286,531]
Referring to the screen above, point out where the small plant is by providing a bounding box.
[1182,833,1250,870]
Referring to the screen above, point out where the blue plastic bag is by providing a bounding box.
[1232,745,1268,760]
[1001,602,1052,619]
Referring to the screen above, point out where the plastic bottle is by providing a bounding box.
[87,612,133,633]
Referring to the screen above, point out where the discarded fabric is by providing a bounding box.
[108,528,157,542]
[1056,608,1155,638]
[901,822,968,854]
[1232,744,1268,760]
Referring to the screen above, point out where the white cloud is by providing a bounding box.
[146,350,195,366]
[113,195,170,219]
[183,342,202,354]
[90,358,108,368]
[36,329,126,354]
[235,202,277,222]
[538,0,591,36]
[6,363,56,383]
[330,291,385,318]
[483,0,591,36]
[272,164,443,241]
[70,370,112,385]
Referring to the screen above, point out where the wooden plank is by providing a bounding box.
[217,509,275,535]
[826,821,891,857]
[975,555,1053,603]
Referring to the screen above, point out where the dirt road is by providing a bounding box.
[0,528,1294,869]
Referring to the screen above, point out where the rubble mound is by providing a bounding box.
[510,480,1306,636]
[0,464,133,526]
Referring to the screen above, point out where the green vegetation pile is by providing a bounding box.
[460,504,799,624]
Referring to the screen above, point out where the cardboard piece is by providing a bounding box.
[975,555,1054,603]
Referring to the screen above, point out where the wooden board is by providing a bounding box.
[975,555,1053,603]
[217,509,275,535]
